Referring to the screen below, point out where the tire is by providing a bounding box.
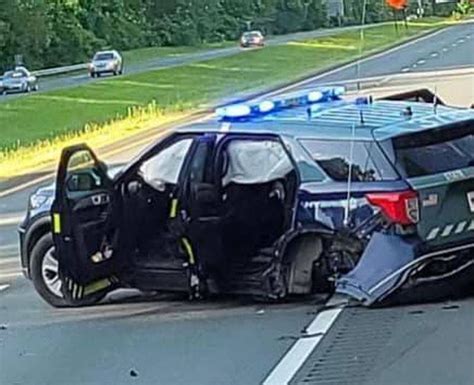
[33,84,39,91]
[30,233,106,308]
[25,84,31,93]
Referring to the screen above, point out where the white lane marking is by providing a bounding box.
[442,47,448,52]
[430,52,439,58]
[0,257,19,265]
[451,43,457,47]
[262,300,345,385]
[0,272,22,279]
[0,213,24,227]
[0,284,10,292]
[458,38,465,43]
[401,67,410,72]
[412,63,418,68]
[262,27,448,99]
[417,59,426,65]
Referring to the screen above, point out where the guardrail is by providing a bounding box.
[32,63,88,77]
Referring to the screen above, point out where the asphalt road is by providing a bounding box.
[0,21,473,385]
[0,22,396,103]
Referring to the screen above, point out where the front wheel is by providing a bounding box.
[30,233,106,308]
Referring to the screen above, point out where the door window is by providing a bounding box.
[65,149,105,194]
[139,138,193,188]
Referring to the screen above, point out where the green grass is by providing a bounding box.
[0,21,445,152]
[122,42,233,66]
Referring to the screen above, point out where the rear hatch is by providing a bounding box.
[386,121,474,248]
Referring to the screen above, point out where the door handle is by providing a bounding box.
[91,193,110,206]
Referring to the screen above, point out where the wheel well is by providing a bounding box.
[282,234,323,295]
[26,222,51,268]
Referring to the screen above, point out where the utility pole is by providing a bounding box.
[355,0,368,91]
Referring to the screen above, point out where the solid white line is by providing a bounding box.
[0,214,24,227]
[0,284,10,292]
[262,305,344,385]
[262,27,448,98]
[0,272,21,279]
[0,257,18,265]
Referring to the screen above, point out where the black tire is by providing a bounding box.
[30,233,106,308]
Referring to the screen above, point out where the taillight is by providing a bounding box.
[366,190,419,225]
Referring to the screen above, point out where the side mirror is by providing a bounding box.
[66,172,97,192]
[97,161,108,174]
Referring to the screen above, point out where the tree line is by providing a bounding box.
[0,0,454,72]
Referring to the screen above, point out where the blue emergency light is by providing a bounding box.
[216,86,345,121]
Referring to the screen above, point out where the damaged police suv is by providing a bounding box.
[19,87,474,307]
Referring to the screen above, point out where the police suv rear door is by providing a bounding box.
[389,121,474,248]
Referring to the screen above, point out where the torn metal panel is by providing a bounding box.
[336,232,419,305]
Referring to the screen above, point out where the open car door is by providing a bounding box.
[51,144,119,303]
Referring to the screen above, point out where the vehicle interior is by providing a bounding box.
[117,135,298,293]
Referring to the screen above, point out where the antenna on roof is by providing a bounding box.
[344,123,357,226]
[344,0,368,227]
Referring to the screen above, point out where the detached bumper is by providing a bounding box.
[336,233,474,306]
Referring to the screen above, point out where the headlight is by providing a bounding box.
[29,194,50,209]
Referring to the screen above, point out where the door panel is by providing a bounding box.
[52,145,118,293]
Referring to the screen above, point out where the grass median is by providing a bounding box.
[0,18,450,179]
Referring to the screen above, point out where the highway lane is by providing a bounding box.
[0,22,397,103]
[1,278,322,385]
[287,20,474,88]
[0,23,473,385]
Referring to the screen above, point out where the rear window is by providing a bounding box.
[389,123,474,178]
[94,53,114,60]
[299,139,397,182]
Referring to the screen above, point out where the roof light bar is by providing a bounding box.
[216,86,345,121]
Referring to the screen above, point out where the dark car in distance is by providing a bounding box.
[18,87,474,308]
[1,67,38,94]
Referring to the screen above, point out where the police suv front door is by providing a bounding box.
[51,145,119,302]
